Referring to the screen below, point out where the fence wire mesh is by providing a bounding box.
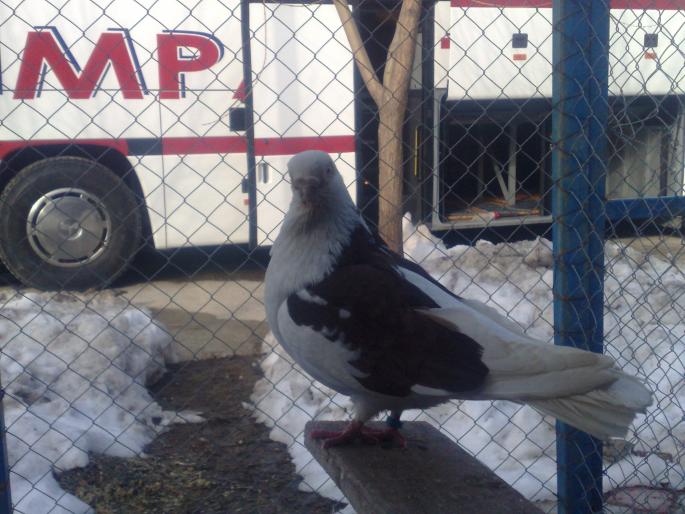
[0,0,684,512]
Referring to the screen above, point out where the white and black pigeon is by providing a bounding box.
[265,149,652,448]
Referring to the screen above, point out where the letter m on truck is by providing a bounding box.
[0,0,356,289]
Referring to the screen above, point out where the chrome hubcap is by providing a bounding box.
[27,188,111,267]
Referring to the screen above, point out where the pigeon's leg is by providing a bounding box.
[310,411,406,448]
[383,410,407,448]
[356,410,406,448]
[310,420,376,447]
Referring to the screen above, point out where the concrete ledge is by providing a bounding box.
[305,421,542,514]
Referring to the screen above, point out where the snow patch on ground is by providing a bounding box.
[251,218,685,511]
[251,334,354,510]
[1,290,200,514]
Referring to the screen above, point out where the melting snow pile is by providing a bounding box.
[251,218,685,510]
[1,290,197,514]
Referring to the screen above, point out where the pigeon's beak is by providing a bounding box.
[300,185,319,207]
[294,178,321,209]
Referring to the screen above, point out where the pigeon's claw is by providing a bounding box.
[371,427,406,449]
[310,420,366,447]
[310,421,406,448]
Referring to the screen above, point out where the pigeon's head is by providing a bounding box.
[287,150,349,211]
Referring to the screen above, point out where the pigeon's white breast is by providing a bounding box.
[276,300,368,396]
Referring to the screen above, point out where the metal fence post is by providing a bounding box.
[0,388,12,513]
[241,0,258,249]
[552,1,609,513]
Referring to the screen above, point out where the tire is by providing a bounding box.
[0,156,142,290]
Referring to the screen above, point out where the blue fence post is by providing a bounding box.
[0,388,12,513]
[552,1,609,513]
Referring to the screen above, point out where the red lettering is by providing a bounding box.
[157,33,220,100]
[14,31,143,100]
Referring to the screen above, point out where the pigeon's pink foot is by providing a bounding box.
[310,421,369,447]
[357,425,407,448]
[310,421,406,448]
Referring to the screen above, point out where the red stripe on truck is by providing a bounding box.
[0,139,129,160]
[162,135,356,156]
[450,0,685,8]
[162,136,247,155]
[0,135,355,160]
[451,0,552,6]
[255,135,355,156]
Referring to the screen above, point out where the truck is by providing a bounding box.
[1,0,683,289]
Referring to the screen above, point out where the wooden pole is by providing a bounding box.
[334,0,421,253]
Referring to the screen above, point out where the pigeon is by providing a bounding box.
[265,149,652,448]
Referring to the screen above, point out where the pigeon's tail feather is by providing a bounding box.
[422,306,652,440]
[527,372,652,439]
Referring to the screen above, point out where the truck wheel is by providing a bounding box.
[0,156,142,290]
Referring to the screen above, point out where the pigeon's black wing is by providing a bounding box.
[281,241,489,397]
[337,224,462,303]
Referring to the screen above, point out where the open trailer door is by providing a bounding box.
[429,0,685,231]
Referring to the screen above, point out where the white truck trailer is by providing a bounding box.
[0,0,683,288]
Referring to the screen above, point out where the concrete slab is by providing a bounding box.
[305,421,542,514]
[115,269,267,359]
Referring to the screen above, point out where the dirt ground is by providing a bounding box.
[58,356,344,514]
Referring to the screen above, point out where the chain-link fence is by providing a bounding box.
[0,0,684,512]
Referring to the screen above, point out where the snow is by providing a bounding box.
[1,290,201,514]
[251,217,685,511]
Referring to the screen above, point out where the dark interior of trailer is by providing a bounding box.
[437,99,552,224]
[436,95,684,225]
